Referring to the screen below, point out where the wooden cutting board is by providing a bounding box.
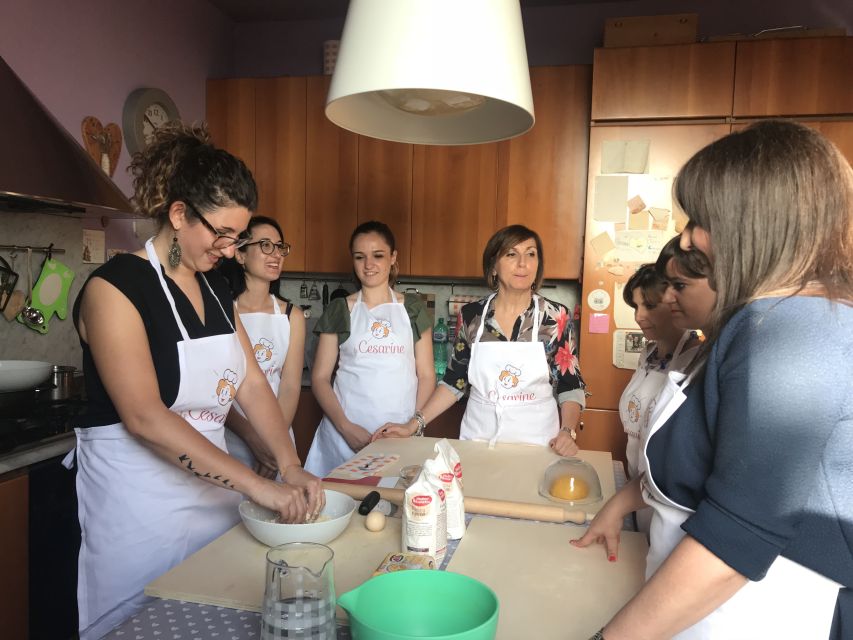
[446,517,648,640]
[145,515,402,617]
[342,438,616,515]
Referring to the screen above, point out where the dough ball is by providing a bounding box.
[550,475,589,501]
[365,510,386,532]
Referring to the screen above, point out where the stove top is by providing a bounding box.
[0,396,87,455]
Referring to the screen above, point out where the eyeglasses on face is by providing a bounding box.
[243,239,291,257]
[183,201,250,249]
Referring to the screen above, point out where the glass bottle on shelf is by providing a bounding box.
[433,317,448,377]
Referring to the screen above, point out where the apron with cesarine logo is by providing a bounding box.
[71,238,245,640]
[460,294,559,447]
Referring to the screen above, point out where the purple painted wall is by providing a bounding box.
[0,0,233,197]
[228,0,853,77]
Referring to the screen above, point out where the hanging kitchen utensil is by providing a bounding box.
[300,281,308,299]
[330,282,348,301]
[321,283,329,309]
[17,248,46,331]
[0,254,19,312]
[21,257,76,334]
[308,281,321,301]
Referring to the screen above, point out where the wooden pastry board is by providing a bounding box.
[446,517,648,640]
[341,438,616,515]
[145,515,402,619]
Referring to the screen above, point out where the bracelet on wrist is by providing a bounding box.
[412,411,426,437]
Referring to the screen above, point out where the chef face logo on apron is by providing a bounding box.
[216,368,239,406]
[253,337,274,363]
[488,364,536,402]
[627,394,641,424]
[370,320,391,338]
[358,319,406,354]
[498,364,521,389]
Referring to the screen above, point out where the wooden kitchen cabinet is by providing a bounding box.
[0,470,28,640]
[591,42,736,120]
[577,409,627,468]
[497,65,591,279]
[733,37,853,117]
[255,77,308,272]
[410,144,498,277]
[206,79,257,172]
[357,137,413,274]
[306,76,358,273]
[732,119,853,165]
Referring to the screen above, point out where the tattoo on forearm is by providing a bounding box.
[178,454,236,489]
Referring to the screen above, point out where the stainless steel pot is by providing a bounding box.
[46,365,77,401]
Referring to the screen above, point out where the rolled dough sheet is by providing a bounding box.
[446,517,648,640]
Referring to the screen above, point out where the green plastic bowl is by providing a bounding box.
[338,570,499,640]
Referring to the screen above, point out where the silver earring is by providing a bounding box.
[168,235,182,268]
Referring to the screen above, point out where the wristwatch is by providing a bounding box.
[560,425,578,441]
[589,630,606,640]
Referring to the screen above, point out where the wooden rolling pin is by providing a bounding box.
[322,481,588,525]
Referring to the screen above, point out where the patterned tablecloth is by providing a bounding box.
[103,462,629,640]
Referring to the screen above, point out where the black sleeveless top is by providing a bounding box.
[72,254,236,428]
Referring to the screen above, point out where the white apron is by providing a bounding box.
[72,239,245,639]
[638,370,839,639]
[226,295,295,469]
[305,289,417,476]
[459,294,559,448]
[622,330,694,480]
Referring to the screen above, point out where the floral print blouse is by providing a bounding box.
[440,295,586,408]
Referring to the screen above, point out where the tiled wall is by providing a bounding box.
[0,212,94,370]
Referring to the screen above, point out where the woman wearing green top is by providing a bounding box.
[304,221,435,476]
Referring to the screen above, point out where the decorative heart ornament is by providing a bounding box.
[81,116,122,177]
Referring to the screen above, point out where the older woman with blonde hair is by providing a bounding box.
[584,120,853,640]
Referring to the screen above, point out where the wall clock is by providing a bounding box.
[122,88,181,155]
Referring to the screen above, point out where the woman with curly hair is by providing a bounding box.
[70,123,323,639]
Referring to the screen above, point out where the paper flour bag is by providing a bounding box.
[433,440,465,539]
[402,461,447,565]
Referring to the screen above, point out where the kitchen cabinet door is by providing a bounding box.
[591,42,736,120]
[496,65,591,280]
[306,76,358,273]
[733,37,853,117]
[577,409,627,467]
[357,137,413,275]
[410,144,498,277]
[0,470,28,640]
[206,78,256,172]
[255,77,308,272]
[579,123,730,411]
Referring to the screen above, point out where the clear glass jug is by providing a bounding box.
[261,542,336,639]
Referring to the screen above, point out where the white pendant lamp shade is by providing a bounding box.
[326,0,535,145]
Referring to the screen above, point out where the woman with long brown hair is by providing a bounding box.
[585,120,852,639]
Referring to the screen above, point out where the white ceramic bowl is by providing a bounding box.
[239,489,356,547]
[0,360,53,392]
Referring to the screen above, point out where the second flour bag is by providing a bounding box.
[402,459,447,565]
[434,439,465,539]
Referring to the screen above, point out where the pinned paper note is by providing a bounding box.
[589,231,616,259]
[612,230,668,263]
[593,175,629,222]
[601,139,650,174]
[628,209,649,230]
[614,283,641,329]
[613,330,645,369]
[627,195,646,214]
[589,313,610,334]
[608,264,625,276]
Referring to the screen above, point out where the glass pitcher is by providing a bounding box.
[261,542,336,640]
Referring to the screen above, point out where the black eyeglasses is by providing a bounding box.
[243,239,292,258]
[183,201,250,249]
